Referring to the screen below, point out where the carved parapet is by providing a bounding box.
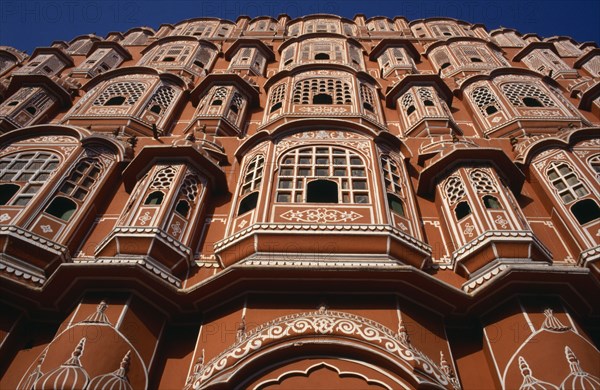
[0,224,70,285]
[214,223,432,269]
[94,226,192,278]
[452,230,552,278]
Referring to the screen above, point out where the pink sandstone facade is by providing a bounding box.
[0,14,599,389]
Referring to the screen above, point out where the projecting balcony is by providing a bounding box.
[0,224,70,286]
[213,222,432,270]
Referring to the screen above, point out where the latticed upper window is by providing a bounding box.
[193,47,213,70]
[360,84,376,112]
[349,45,363,68]
[57,159,102,202]
[277,146,369,204]
[269,84,286,113]
[305,20,339,33]
[184,23,214,37]
[211,87,228,105]
[546,162,588,204]
[401,92,416,115]
[151,166,177,189]
[444,176,466,205]
[431,24,460,37]
[151,44,194,63]
[45,158,103,221]
[417,87,436,105]
[230,93,243,113]
[145,86,176,115]
[582,56,600,77]
[381,155,403,195]
[300,41,343,61]
[469,170,498,193]
[93,82,146,106]
[241,155,264,195]
[0,151,59,206]
[292,78,352,105]
[432,50,452,69]
[589,154,600,181]
[501,83,556,107]
[174,173,201,217]
[470,86,501,116]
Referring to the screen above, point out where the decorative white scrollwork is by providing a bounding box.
[280,208,362,223]
[192,309,459,389]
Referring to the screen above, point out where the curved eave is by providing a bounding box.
[278,32,367,53]
[368,39,420,61]
[579,82,600,111]
[386,74,453,108]
[545,36,578,44]
[247,16,278,24]
[489,28,520,36]
[408,17,473,27]
[457,67,561,94]
[173,17,236,27]
[89,41,132,61]
[0,124,91,144]
[287,14,355,25]
[68,35,101,46]
[224,39,275,61]
[30,47,74,67]
[82,66,189,91]
[140,36,219,55]
[0,46,29,63]
[516,127,600,166]
[513,41,560,62]
[264,64,378,91]
[123,26,155,37]
[417,147,525,196]
[5,74,72,108]
[122,145,226,193]
[81,133,133,162]
[189,73,260,106]
[424,37,504,57]
[574,48,600,69]
[234,119,382,159]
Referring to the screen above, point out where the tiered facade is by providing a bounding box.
[0,14,599,389]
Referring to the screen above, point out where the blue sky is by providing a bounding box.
[1,0,599,54]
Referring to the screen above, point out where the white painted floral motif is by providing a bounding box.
[237,220,247,229]
[463,223,475,237]
[139,212,152,225]
[0,213,10,222]
[170,221,182,238]
[40,225,53,233]
[494,215,509,229]
[280,208,362,223]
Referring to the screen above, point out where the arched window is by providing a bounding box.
[501,83,556,108]
[455,201,472,220]
[381,155,406,217]
[45,196,77,221]
[276,146,368,204]
[292,78,352,105]
[546,162,588,204]
[470,86,501,116]
[238,155,264,215]
[387,194,405,216]
[360,84,376,113]
[588,154,600,180]
[444,175,466,206]
[571,199,600,225]
[307,180,338,203]
[211,87,227,106]
[469,169,498,193]
[144,191,164,205]
[401,93,416,116]
[483,195,502,209]
[45,158,102,221]
[144,86,176,116]
[269,84,286,114]
[174,173,201,217]
[0,151,60,206]
[93,82,146,106]
[417,87,436,107]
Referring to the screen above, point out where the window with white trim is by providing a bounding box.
[144,86,176,115]
[238,155,264,215]
[501,83,556,107]
[269,84,286,113]
[292,78,352,105]
[588,154,600,181]
[93,82,147,106]
[0,151,60,206]
[470,86,501,116]
[546,161,588,204]
[276,146,369,204]
[45,158,102,221]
